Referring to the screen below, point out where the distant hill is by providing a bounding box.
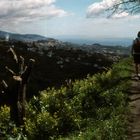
[0,30,47,42]
[0,30,132,47]
[36,37,130,55]
[54,36,133,47]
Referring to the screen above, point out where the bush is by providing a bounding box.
[0,105,27,140]
[0,58,132,139]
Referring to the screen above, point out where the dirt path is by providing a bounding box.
[128,78,140,140]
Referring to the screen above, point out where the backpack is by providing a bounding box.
[133,38,140,53]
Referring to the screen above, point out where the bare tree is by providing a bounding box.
[1,47,35,126]
[108,0,140,17]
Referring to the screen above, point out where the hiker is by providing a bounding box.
[131,31,140,77]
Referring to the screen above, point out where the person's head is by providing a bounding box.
[137,31,140,37]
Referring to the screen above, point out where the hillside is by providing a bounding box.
[0,39,130,100]
[0,30,47,42]
[0,35,133,139]
[0,57,132,139]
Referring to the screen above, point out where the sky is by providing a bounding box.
[0,0,140,39]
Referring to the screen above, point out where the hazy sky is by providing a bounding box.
[1,0,140,39]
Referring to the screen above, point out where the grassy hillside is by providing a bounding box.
[0,57,132,140]
[0,40,127,103]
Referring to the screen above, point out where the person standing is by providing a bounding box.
[132,31,140,78]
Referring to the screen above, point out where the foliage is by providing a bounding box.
[0,57,132,139]
[108,0,140,16]
[0,106,27,140]
[0,40,128,100]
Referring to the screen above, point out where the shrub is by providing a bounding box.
[0,58,132,139]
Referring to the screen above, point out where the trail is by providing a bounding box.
[128,77,140,140]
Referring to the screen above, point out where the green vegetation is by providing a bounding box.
[0,58,132,140]
[0,39,130,101]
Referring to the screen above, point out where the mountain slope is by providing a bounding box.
[0,30,47,42]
